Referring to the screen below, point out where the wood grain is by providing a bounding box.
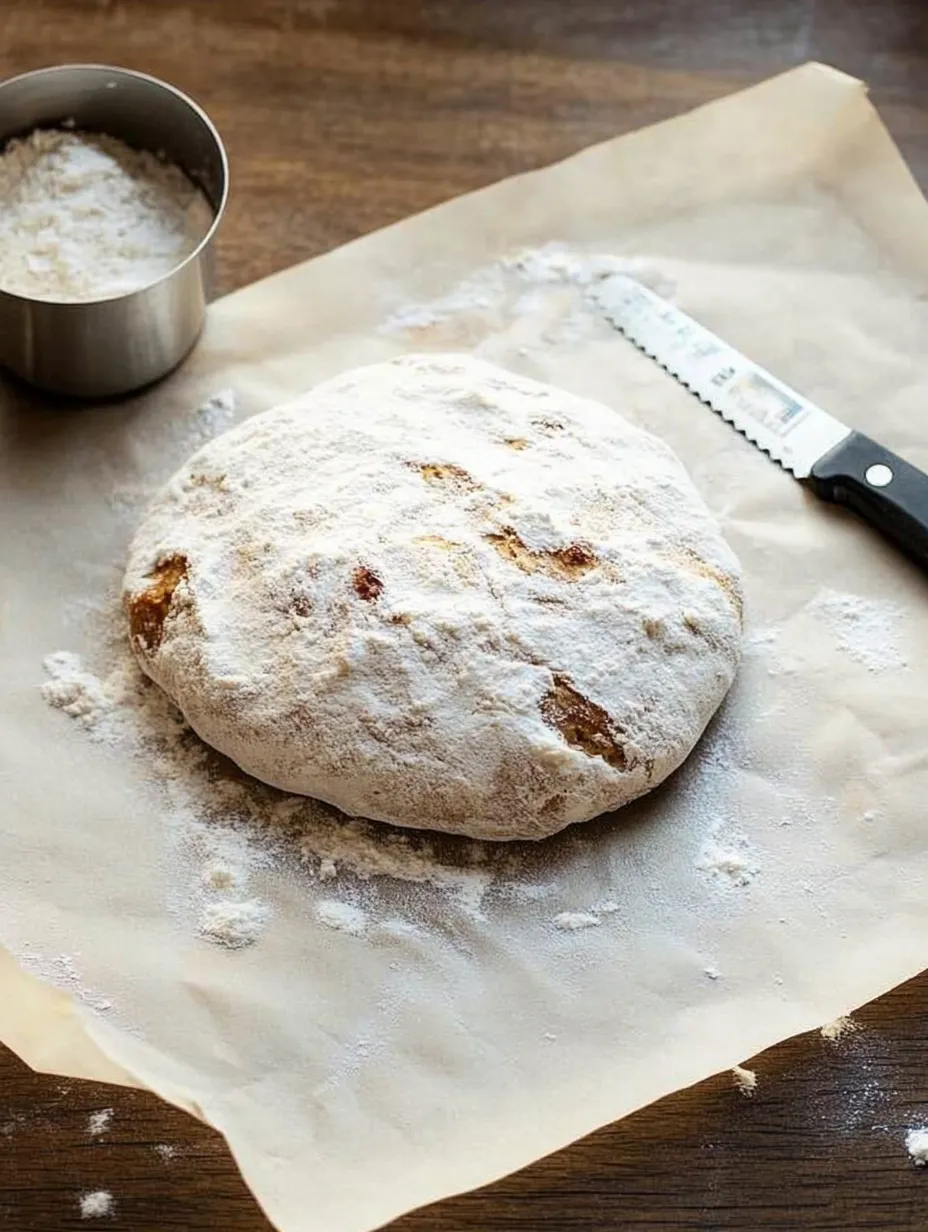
[3,1,928,1227]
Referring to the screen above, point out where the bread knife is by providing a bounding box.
[592,274,928,569]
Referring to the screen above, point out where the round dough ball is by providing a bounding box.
[124,354,742,841]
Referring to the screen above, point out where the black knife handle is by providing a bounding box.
[808,430,928,569]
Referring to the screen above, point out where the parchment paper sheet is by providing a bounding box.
[3,62,928,1231]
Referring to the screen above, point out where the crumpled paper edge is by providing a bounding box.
[0,944,137,1089]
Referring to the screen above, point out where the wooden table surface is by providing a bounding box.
[3,1,928,1228]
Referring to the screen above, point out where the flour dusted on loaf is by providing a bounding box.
[0,128,213,301]
[123,354,742,841]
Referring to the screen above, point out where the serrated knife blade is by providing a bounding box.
[593,274,928,570]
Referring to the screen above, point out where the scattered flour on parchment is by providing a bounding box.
[41,641,278,952]
[187,388,238,443]
[78,1191,114,1219]
[201,861,245,892]
[732,1065,757,1096]
[808,589,907,673]
[41,645,271,951]
[593,900,619,915]
[696,823,760,888]
[906,1127,928,1165]
[41,612,498,956]
[380,243,676,349]
[502,246,675,296]
[87,1109,113,1137]
[41,652,116,728]
[672,715,770,892]
[552,911,601,932]
[106,389,240,519]
[743,625,781,655]
[551,898,621,931]
[383,264,506,332]
[317,900,368,937]
[198,898,270,949]
[502,881,554,904]
[376,918,420,941]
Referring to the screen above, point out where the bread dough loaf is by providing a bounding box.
[124,354,742,841]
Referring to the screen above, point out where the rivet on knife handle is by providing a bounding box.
[593,274,928,570]
[809,432,928,569]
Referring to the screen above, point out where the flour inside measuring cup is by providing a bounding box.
[0,128,214,301]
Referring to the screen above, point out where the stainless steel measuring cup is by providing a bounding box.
[0,64,229,398]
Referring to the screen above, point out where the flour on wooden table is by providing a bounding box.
[906,1127,928,1165]
[804,1022,893,1134]
[78,1191,114,1219]
[0,128,213,302]
[731,1064,757,1095]
[820,1015,858,1042]
[87,1109,113,1137]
